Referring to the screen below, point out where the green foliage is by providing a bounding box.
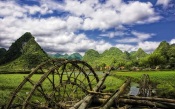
[68,53,82,60]
[0,71,175,104]
[54,53,69,59]
[157,83,175,98]
[130,48,147,60]
[153,41,170,61]
[139,56,150,67]
[0,32,33,65]
[100,47,126,66]
[83,49,100,65]
[0,32,49,71]
[83,41,175,70]
[147,53,166,67]
[0,48,6,58]
[113,71,175,98]
[167,45,175,68]
[83,47,149,69]
[52,53,82,60]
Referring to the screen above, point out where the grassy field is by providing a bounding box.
[111,70,175,98]
[0,71,175,105]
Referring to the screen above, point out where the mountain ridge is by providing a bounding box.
[0,32,49,71]
[52,52,82,60]
[0,32,175,72]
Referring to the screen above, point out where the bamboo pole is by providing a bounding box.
[118,99,170,108]
[70,71,110,109]
[92,97,175,109]
[121,96,175,104]
[101,78,131,109]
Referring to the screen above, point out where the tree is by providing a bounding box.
[167,45,175,68]
[147,53,166,68]
[139,56,149,68]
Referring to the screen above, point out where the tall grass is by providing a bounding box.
[0,71,175,105]
[112,71,175,98]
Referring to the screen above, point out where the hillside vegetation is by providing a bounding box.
[0,48,6,58]
[83,41,175,70]
[0,32,49,72]
[0,32,175,72]
[51,53,82,60]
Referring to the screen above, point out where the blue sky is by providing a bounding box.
[0,0,175,55]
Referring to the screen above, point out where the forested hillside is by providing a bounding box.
[0,32,174,72]
[0,48,6,58]
[83,41,175,70]
[0,32,49,71]
[52,53,82,60]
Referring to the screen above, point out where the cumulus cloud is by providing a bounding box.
[0,0,162,54]
[116,31,155,43]
[132,31,155,40]
[115,41,160,53]
[114,31,159,53]
[156,0,171,7]
[170,39,175,44]
[100,31,127,38]
[115,44,136,52]
[137,41,160,53]
[0,1,25,17]
[38,0,160,30]
[24,4,53,15]
[37,33,112,54]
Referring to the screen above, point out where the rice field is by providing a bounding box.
[0,70,175,106]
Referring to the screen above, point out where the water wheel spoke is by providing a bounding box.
[38,84,51,101]
[56,69,61,79]
[60,63,67,83]
[6,59,99,109]
[52,71,56,90]
[25,76,50,99]
[69,65,76,80]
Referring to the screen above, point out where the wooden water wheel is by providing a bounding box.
[5,59,99,109]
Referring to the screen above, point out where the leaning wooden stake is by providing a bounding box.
[101,78,131,109]
[118,99,170,108]
[121,96,175,104]
[70,70,110,109]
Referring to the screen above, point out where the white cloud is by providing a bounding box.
[64,0,96,17]
[0,0,162,54]
[38,0,160,30]
[138,41,160,53]
[37,33,112,54]
[116,38,138,43]
[115,41,160,53]
[132,31,155,40]
[116,31,155,43]
[66,16,83,31]
[0,1,111,54]
[115,44,136,52]
[156,0,171,7]
[170,39,175,44]
[0,1,25,17]
[100,31,127,38]
[120,1,156,24]
[24,4,53,15]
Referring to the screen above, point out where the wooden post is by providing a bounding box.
[92,97,175,109]
[70,71,110,109]
[118,99,170,108]
[101,78,131,109]
[121,96,175,104]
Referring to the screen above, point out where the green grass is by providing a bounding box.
[0,71,175,105]
[111,71,175,98]
[112,71,175,84]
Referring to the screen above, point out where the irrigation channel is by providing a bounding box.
[3,59,175,109]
